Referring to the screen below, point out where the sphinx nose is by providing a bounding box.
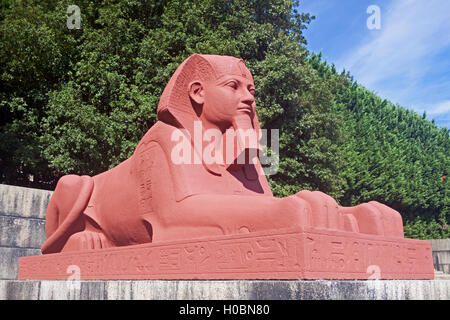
[241,89,255,105]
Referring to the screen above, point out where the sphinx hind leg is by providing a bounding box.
[61,215,114,252]
[41,175,94,254]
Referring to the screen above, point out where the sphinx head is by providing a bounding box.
[157,54,259,134]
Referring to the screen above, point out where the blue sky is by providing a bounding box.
[298,0,450,129]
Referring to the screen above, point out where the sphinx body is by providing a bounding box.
[41,54,404,254]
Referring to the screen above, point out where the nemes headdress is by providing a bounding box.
[157,54,257,131]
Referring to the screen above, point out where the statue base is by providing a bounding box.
[18,227,434,280]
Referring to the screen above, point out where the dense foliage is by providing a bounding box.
[308,55,449,239]
[1,0,448,239]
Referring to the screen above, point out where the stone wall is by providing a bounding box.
[0,184,52,279]
[430,239,450,274]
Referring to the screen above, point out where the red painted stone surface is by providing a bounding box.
[18,54,434,279]
[19,228,433,280]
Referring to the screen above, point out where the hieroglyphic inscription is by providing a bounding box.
[205,235,303,271]
[303,230,433,277]
[18,230,434,280]
[182,244,211,273]
[159,248,181,271]
[138,145,156,215]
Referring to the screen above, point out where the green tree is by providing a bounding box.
[1,0,345,202]
[308,55,450,239]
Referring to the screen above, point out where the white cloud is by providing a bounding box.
[428,100,450,115]
[336,0,450,95]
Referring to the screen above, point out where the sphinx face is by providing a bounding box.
[201,74,256,132]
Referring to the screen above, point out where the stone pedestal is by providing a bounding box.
[19,227,434,280]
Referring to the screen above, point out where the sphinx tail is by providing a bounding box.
[41,175,94,254]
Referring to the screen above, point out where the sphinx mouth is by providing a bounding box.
[237,106,253,114]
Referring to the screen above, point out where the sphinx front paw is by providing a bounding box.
[295,190,343,230]
[339,202,404,238]
[61,231,113,252]
[367,201,404,238]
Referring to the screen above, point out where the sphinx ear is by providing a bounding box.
[188,81,205,105]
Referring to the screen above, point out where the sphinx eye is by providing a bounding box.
[248,88,256,96]
[226,81,238,90]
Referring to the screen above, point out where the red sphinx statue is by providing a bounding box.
[19,55,433,280]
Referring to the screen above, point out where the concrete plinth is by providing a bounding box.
[430,239,450,274]
[1,279,449,300]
